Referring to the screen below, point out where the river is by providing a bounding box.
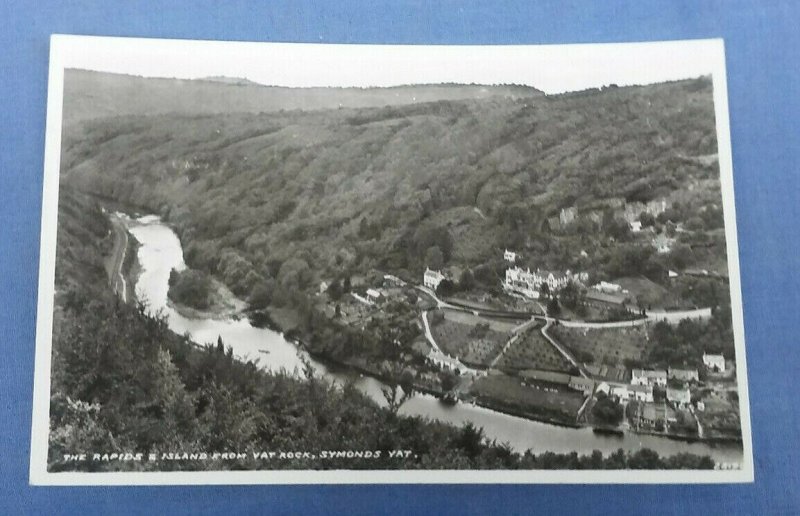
[126,215,744,465]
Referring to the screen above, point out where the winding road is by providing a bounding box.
[108,214,130,303]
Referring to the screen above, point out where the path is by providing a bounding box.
[488,316,540,369]
[540,318,588,378]
[420,310,476,375]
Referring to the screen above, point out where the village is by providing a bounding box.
[310,198,741,443]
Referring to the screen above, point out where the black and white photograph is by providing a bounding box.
[31,35,752,484]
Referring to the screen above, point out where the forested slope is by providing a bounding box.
[47,188,714,471]
[60,76,725,309]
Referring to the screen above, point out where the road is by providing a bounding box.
[108,214,130,302]
[420,310,476,375]
[540,318,589,378]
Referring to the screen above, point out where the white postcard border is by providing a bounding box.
[30,35,753,485]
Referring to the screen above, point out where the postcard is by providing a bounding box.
[31,35,752,484]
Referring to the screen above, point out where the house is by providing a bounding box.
[636,403,667,429]
[560,207,577,226]
[668,367,699,382]
[366,288,382,302]
[503,267,540,299]
[667,388,691,409]
[628,384,654,403]
[520,369,571,386]
[595,382,611,395]
[703,353,726,372]
[630,220,643,233]
[503,249,517,263]
[423,268,446,290]
[319,281,330,294]
[568,376,595,396]
[536,270,571,292]
[592,281,623,293]
[610,383,631,402]
[631,369,668,387]
[668,270,679,278]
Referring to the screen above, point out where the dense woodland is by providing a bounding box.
[58,75,734,371]
[61,76,726,311]
[49,189,715,471]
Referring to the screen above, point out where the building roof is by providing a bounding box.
[628,384,653,394]
[668,367,698,379]
[667,388,691,404]
[520,369,571,385]
[586,364,629,383]
[569,376,594,388]
[632,369,667,380]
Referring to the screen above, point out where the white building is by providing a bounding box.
[503,266,587,299]
[366,288,382,302]
[630,220,643,232]
[667,388,691,409]
[629,384,654,403]
[631,369,668,388]
[504,249,517,263]
[424,268,446,290]
[668,367,699,382]
[703,353,726,372]
[503,267,540,299]
[609,383,653,403]
[592,281,623,293]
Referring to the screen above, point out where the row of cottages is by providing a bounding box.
[503,266,588,300]
[668,367,699,383]
[520,369,596,396]
[702,352,726,372]
[598,382,654,403]
[423,268,446,290]
[631,369,668,388]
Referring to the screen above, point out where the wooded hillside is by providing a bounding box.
[60,76,726,309]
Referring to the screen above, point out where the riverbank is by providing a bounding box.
[167,267,248,321]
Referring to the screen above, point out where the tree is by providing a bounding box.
[439,371,459,392]
[592,396,623,426]
[459,269,475,291]
[435,279,457,297]
[547,296,561,317]
[559,281,583,310]
[381,365,415,416]
[327,278,343,301]
[425,245,444,270]
[639,211,656,228]
[248,278,274,309]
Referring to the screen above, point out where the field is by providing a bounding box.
[428,309,510,367]
[470,374,585,425]
[550,324,650,367]
[613,276,689,310]
[495,324,574,373]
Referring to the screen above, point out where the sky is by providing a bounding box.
[52,35,725,94]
